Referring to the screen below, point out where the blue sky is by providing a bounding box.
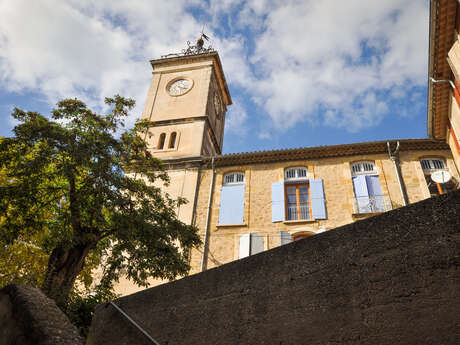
[0,0,429,154]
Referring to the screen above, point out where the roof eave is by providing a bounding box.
[427,0,436,138]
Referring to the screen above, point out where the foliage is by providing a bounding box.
[0,96,201,307]
[0,239,48,288]
[66,279,119,337]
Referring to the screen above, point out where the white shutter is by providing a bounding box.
[280,231,292,245]
[239,234,250,259]
[250,233,264,255]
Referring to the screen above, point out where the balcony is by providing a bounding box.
[352,195,392,214]
[286,204,310,220]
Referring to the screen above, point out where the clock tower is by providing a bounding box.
[138,45,231,228]
[141,50,232,160]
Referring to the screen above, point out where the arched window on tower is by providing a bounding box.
[169,132,177,149]
[157,133,166,149]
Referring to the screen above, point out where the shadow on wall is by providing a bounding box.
[87,191,460,345]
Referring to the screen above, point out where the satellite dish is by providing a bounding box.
[431,170,451,184]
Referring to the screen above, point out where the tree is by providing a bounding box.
[0,96,201,308]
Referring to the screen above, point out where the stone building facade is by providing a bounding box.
[115,48,458,295]
[428,0,460,170]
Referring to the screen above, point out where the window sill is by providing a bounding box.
[283,219,316,224]
[149,147,178,153]
[216,223,247,228]
[352,212,383,218]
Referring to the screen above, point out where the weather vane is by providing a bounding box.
[161,26,214,58]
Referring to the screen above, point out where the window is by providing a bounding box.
[420,158,445,171]
[285,183,310,220]
[223,172,244,184]
[285,167,308,181]
[168,132,177,148]
[350,161,388,214]
[218,172,245,224]
[420,158,456,196]
[271,172,326,222]
[239,233,264,258]
[157,133,166,149]
[350,161,377,176]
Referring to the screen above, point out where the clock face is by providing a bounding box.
[168,79,191,96]
[213,93,221,116]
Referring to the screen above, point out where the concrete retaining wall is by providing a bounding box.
[88,191,460,345]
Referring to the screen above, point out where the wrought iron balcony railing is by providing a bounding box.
[352,195,392,214]
[286,204,310,220]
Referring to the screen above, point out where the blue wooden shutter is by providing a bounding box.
[280,231,292,245]
[353,175,370,213]
[366,175,382,195]
[366,175,385,212]
[250,233,264,255]
[218,184,245,224]
[239,234,250,258]
[310,179,327,219]
[272,182,285,222]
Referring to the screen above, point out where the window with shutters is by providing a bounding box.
[420,158,456,196]
[272,177,326,222]
[350,161,390,214]
[218,172,245,225]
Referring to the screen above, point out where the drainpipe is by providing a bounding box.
[387,141,409,206]
[430,77,456,90]
[201,156,215,272]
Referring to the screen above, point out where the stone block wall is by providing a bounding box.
[88,189,460,345]
[190,148,457,272]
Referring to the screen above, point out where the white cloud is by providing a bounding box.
[224,100,248,134]
[0,0,429,136]
[208,0,428,132]
[0,0,202,128]
[258,130,272,140]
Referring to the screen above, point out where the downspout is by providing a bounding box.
[201,156,215,272]
[387,141,409,207]
[429,77,456,91]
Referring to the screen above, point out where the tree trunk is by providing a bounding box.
[41,242,94,308]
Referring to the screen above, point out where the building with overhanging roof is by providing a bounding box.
[428,0,460,168]
[115,32,459,295]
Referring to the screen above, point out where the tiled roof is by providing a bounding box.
[428,0,457,139]
[209,139,449,166]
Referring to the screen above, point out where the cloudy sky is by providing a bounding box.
[0,0,429,154]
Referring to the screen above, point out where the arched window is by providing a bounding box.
[285,167,308,181]
[420,158,455,196]
[169,132,177,149]
[420,158,446,172]
[157,133,166,149]
[350,161,387,213]
[350,161,377,176]
[223,172,245,185]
